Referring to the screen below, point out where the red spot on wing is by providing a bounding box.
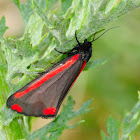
[43,107,56,115]
[11,104,22,112]
[69,61,86,90]
[14,54,80,98]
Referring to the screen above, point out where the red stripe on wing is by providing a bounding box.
[11,104,22,112]
[14,54,80,98]
[43,107,56,115]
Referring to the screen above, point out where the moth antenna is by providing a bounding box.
[92,26,119,42]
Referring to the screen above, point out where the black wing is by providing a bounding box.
[7,55,85,118]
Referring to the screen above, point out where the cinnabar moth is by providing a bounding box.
[6,28,116,118]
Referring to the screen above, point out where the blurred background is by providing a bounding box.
[0,0,140,139]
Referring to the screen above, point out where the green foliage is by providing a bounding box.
[0,17,8,38]
[84,58,107,71]
[101,94,140,140]
[121,93,140,140]
[29,97,92,140]
[101,117,120,140]
[0,0,140,139]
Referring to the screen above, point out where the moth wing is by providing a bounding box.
[7,57,85,118]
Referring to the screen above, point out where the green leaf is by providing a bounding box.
[0,131,6,140]
[84,58,107,71]
[65,0,140,42]
[12,0,58,26]
[121,96,140,140]
[101,117,120,140]
[1,36,39,82]
[101,95,140,140]
[0,17,8,38]
[29,96,93,140]
[46,0,60,12]
[24,14,45,47]
[61,0,73,14]
[32,0,53,28]
[0,104,23,126]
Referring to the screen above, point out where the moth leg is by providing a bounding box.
[75,30,81,46]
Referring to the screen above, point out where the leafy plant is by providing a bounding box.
[0,0,140,139]
[101,93,140,140]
